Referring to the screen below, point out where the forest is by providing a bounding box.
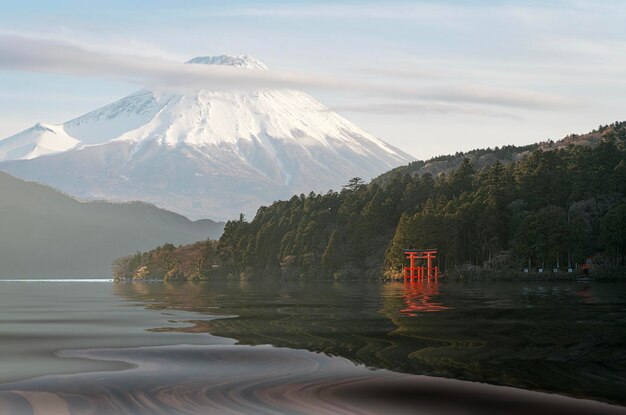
[113,122,626,280]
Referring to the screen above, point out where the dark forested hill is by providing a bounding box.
[114,122,626,280]
[374,122,621,186]
[0,172,224,277]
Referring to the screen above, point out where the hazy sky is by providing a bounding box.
[0,0,625,159]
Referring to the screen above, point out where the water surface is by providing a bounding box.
[0,278,625,414]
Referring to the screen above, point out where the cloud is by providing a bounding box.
[328,101,523,120]
[0,34,342,90]
[533,35,626,61]
[0,34,574,112]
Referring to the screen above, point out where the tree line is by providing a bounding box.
[113,123,626,280]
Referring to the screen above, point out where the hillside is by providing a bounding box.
[375,121,625,186]
[0,172,224,278]
[113,122,626,280]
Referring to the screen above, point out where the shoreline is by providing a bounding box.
[113,271,626,283]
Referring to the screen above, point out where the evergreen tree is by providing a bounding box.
[599,202,626,268]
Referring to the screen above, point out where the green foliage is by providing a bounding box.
[513,206,569,267]
[115,124,626,279]
[342,177,366,192]
[213,135,625,277]
[113,240,219,280]
[599,202,626,268]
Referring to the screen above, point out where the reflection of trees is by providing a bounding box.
[114,280,210,311]
[114,280,436,374]
[379,282,481,378]
[113,280,475,383]
[112,280,626,405]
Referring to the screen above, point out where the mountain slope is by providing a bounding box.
[0,172,224,278]
[0,55,414,220]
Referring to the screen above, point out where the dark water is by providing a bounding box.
[0,278,625,414]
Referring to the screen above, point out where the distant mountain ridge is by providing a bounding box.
[375,121,626,185]
[0,54,414,220]
[0,171,224,278]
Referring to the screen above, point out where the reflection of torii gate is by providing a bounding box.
[403,249,439,280]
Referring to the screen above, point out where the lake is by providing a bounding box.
[0,278,625,414]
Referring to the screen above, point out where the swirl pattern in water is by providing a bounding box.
[2,344,626,415]
[0,279,625,414]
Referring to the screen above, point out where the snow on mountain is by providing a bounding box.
[0,123,79,162]
[0,55,415,220]
[63,89,164,145]
[185,54,269,70]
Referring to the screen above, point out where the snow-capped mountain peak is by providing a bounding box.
[185,54,268,70]
[0,54,415,220]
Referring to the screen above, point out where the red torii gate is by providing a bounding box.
[403,249,439,280]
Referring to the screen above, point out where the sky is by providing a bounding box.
[0,0,625,159]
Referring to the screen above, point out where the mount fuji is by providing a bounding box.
[0,55,414,220]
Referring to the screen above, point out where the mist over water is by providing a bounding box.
[0,279,625,414]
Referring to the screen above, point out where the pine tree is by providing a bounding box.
[385,213,412,271]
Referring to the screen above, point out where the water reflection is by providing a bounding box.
[4,343,625,415]
[110,279,626,407]
[1,279,625,414]
[399,280,449,315]
[576,286,596,304]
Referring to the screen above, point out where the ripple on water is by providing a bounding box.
[1,344,625,415]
